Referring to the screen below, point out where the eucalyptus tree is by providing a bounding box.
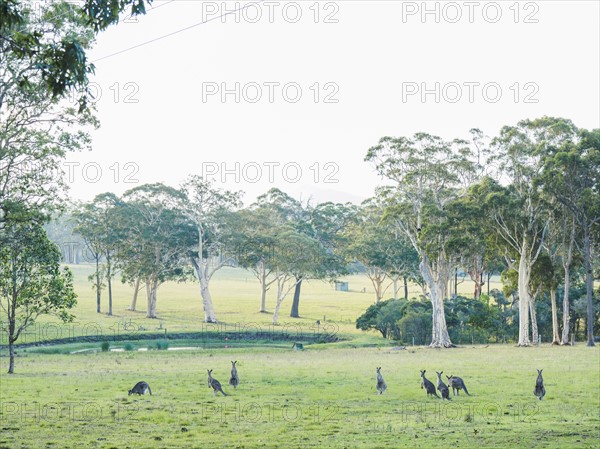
[179,176,242,323]
[234,206,281,313]
[270,229,323,324]
[529,253,559,344]
[558,211,578,344]
[290,201,357,317]
[0,0,154,111]
[366,133,477,347]
[120,184,194,318]
[250,188,334,318]
[445,195,489,300]
[344,199,418,303]
[484,118,576,346]
[73,202,104,313]
[0,3,98,230]
[541,126,600,346]
[0,222,77,373]
[73,193,121,315]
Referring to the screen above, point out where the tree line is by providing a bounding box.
[66,118,600,349]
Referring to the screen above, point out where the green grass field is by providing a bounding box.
[1,264,504,345]
[0,265,599,448]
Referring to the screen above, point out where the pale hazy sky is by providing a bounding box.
[63,0,600,206]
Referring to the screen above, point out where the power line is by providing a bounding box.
[7,0,177,40]
[92,0,266,63]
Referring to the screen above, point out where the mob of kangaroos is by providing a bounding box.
[376,367,387,395]
[534,369,546,400]
[229,361,239,389]
[207,369,228,396]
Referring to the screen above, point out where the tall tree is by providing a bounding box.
[366,133,477,347]
[73,193,120,314]
[0,222,77,373]
[541,126,600,346]
[179,176,242,323]
[485,118,570,346]
[270,229,323,324]
[234,206,280,313]
[290,201,355,317]
[119,184,193,318]
[0,4,98,229]
[558,212,578,344]
[247,188,323,318]
[73,203,104,313]
[542,205,578,345]
[529,253,559,344]
[344,199,418,303]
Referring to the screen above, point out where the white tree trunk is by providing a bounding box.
[129,277,141,311]
[272,295,283,325]
[259,259,268,313]
[420,255,453,348]
[517,244,532,346]
[561,269,571,345]
[529,294,538,345]
[550,288,560,344]
[392,275,399,301]
[191,226,218,323]
[193,260,217,323]
[145,277,158,319]
[583,228,595,347]
[366,267,388,303]
[272,274,297,325]
[561,217,575,345]
[145,278,151,317]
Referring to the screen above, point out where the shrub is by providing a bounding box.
[100,341,110,352]
[156,340,169,350]
[123,343,135,351]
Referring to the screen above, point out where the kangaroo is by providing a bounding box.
[420,370,440,398]
[446,374,470,396]
[534,369,546,400]
[207,369,227,396]
[436,371,451,401]
[128,381,152,396]
[376,367,387,395]
[229,361,239,389]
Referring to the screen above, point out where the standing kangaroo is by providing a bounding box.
[207,369,227,396]
[229,361,239,389]
[376,367,387,395]
[446,375,470,396]
[420,370,440,398]
[128,381,152,396]
[534,369,546,400]
[436,371,451,401]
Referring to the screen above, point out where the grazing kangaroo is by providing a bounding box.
[376,367,387,395]
[534,369,546,400]
[128,381,152,396]
[420,370,440,398]
[436,371,451,401]
[207,369,227,396]
[446,374,470,396]
[229,361,239,389]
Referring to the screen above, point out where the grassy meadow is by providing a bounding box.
[1,264,504,345]
[0,264,599,448]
